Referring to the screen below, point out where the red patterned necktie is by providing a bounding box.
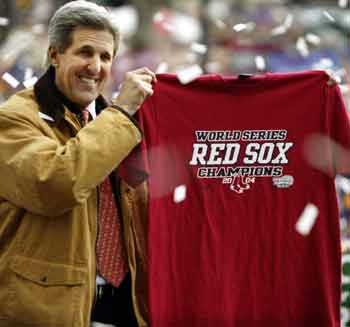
[81,109,90,126]
[96,177,128,287]
[80,109,128,287]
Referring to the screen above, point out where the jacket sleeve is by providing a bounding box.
[0,106,142,217]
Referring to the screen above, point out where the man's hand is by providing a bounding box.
[112,67,157,115]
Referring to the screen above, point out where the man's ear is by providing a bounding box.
[48,46,59,67]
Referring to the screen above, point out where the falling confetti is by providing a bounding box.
[305,33,321,45]
[255,56,266,71]
[271,13,293,36]
[337,175,350,193]
[214,19,227,29]
[296,203,319,236]
[2,72,20,88]
[153,12,165,23]
[156,62,169,74]
[284,14,294,29]
[0,17,9,26]
[338,0,348,8]
[24,68,33,82]
[23,76,38,89]
[190,42,207,55]
[173,185,187,203]
[271,25,287,36]
[32,24,46,34]
[296,37,309,57]
[233,22,255,32]
[323,10,336,22]
[177,65,203,85]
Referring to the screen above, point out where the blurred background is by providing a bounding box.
[0,0,349,323]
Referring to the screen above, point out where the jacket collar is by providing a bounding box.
[34,65,108,125]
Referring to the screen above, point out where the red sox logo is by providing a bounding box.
[230,175,256,193]
[189,129,294,193]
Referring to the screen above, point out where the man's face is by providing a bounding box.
[50,27,114,110]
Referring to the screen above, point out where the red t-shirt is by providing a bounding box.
[123,71,350,327]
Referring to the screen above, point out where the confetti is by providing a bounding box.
[271,25,287,36]
[296,37,309,57]
[255,56,266,71]
[271,14,293,36]
[32,24,46,34]
[296,203,319,236]
[153,12,165,23]
[24,68,33,82]
[2,72,20,88]
[0,17,9,26]
[156,62,168,74]
[23,76,38,88]
[305,33,321,45]
[173,185,187,203]
[323,10,335,22]
[284,14,294,29]
[338,0,348,8]
[233,22,255,32]
[190,42,207,55]
[214,19,227,29]
[337,175,350,193]
[339,84,349,94]
[177,65,203,84]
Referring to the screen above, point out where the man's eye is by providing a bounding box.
[80,49,91,55]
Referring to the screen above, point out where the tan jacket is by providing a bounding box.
[0,87,148,326]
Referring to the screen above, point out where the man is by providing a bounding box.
[0,1,153,326]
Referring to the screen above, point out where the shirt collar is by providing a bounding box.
[86,100,96,120]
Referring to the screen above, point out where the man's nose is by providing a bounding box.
[88,56,101,74]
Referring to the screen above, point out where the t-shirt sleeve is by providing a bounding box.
[326,82,350,175]
[118,97,153,186]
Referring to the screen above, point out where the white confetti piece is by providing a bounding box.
[323,11,335,22]
[271,13,293,36]
[271,25,287,36]
[0,17,9,26]
[153,12,165,23]
[255,56,266,71]
[338,0,348,8]
[23,76,38,88]
[173,185,187,203]
[337,175,350,193]
[339,84,349,94]
[233,22,255,32]
[296,37,309,57]
[284,14,294,29]
[305,33,321,45]
[155,62,168,74]
[2,72,20,88]
[296,203,319,236]
[32,24,46,34]
[233,23,247,32]
[214,19,226,29]
[190,42,207,55]
[176,65,203,85]
[24,68,33,81]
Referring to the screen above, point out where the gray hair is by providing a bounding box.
[46,0,120,66]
